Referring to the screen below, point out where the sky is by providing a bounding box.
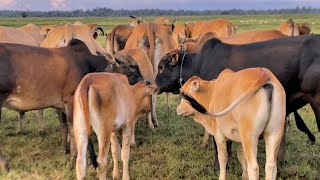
[0,0,320,11]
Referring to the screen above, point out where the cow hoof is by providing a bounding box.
[0,160,9,172]
[38,130,46,135]
[309,135,316,145]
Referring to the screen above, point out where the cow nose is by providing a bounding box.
[176,105,183,116]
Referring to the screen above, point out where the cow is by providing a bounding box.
[154,16,170,24]
[74,73,155,180]
[125,23,177,123]
[187,18,236,38]
[118,48,158,138]
[0,39,144,172]
[177,68,286,180]
[154,35,320,170]
[105,25,133,55]
[41,24,105,55]
[172,24,189,47]
[129,15,144,27]
[178,32,217,53]
[0,23,46,134]
[297,22,312,35]
[279,19,299,36]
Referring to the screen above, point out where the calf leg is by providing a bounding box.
[293,111,315,143]
[122,125,133,180]
[0,153,9,172]
[237,145,248,180]
[74,122,89,180]
[264,130,283,180]
[277,119,288,167]
[215,136,228,180]
[130,121,137,147]
[111,133,120,179]
[151,94,158,127]
[96,131,111,180]
[16,112,25,134]
[201,130,210,147]
[56,109,69,153]
[240,134,259,180]
[213,136,232,171]
[37,109,46,134]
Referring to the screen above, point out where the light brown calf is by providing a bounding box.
[177,68,286,180]
[74,73,155,180]
[189,18,236,38]
[279,19,299,36]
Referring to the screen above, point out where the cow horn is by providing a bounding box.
[172,18,177,24]
[129,15,137,19]
[92,26,105,39]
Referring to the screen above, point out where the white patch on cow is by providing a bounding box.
[113,99,129,131]
[153,38,163,75]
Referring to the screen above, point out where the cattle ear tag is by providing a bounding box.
[190,80,200,92]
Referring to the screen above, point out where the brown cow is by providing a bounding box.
[188,18,236,38]
[177,68,286,180]
[118,48,157,145]
[41,24,105,55]
[180,30,286,53]
[172,24,189,47]
[279,19,299,36]
[0,39,144,171]
[154,16,170,24]
[129,15,144,27]
[105,25,133,55]
[74,73,155,180]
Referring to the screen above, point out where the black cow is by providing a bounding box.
[155,35,320,169]
[0,39,143,171]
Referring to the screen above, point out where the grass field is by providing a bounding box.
[0,15,319,179]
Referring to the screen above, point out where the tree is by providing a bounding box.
[21,12,27,18]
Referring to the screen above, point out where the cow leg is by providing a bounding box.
[151,94,158,127]
[111,133,120,179]
[56,109,69,153]
[122,124,133,180]
[213,136,232,171]
[16,112,25,134]
[215,134,228,180]
[96,130,111,180]
[165,93,170,110]
[293,110,315,144]
[147,95,155,131]
[237,145,248,180]
[64,101,77,159]
[303,94,320,132]
[264,128,283,180]
[130,121,137,147]
[277,118,289,167]
[37,109,46,135]
[201,130,210,147]
[0,153,9,172]
[74,123,88,180]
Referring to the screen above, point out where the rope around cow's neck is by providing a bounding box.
[179,52,188,87]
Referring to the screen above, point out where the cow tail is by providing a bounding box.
[109,27,117,54]
[79,85,98,169]
[147,24,155,69]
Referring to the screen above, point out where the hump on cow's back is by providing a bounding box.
[67,38,90,53]
[201,37,222,50]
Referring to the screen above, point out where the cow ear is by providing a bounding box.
[171,24,175,32]
[170,52,179,65]
[177,34,185,44]
[190,79,200,92]
[145,84,156,95]
[194,34,201,42]
[104,52,115,61]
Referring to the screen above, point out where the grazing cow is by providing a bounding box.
[41,24,105,55]
[0,39,143,171]
[279,19,299,36]
[172,24,189,47]
[105,25,133,55]
[74,73,155,180]
[188,18,236,38]
[297,22,312,35]
[177,68,286,180]
[155,35,320,169]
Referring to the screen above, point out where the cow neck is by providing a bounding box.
[178,52,196,86]
[90,55,109,72]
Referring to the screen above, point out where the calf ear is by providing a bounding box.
[145,84,156,95]
[178,34,185,44]
[190,79,200,92]
[170,52,179,65]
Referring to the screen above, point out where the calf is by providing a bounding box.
[74,73,155,180]
[177,68,286,180]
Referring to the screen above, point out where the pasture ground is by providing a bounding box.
[0,15,319,179]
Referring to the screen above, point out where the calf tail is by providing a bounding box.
[88,138,98,168]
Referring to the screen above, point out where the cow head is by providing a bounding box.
[130,15,144,27]
[104,52,144,85]
[297,22,311,35]
[154,49,185,94]
[133,81,157,116]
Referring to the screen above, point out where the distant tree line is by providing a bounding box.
[0,6,319,17]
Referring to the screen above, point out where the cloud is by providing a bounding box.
[0,0,16,9]
[50,0,70,10]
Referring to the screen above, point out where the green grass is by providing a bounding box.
[0,15,320,179]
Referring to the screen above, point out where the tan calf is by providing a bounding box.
[177,68,286,180]
[74,73,155,180]
[279,19,299,36]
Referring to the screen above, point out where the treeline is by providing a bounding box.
[0,6,318,17]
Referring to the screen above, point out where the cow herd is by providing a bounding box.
[0,16,319,179]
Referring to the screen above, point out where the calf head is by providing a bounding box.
[104,52,144,85]
[132,82,156,115]
[154,49,184,94]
